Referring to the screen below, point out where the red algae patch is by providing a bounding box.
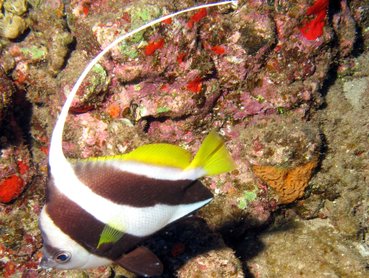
[144,38,165,56]
[300,0,329,40]
[0,175,25,203]
[211,45,226,55]
[162,18,172,25]
[187,8,207,28]
[186,77,203,93]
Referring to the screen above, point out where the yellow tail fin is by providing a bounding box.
[188,131,235,176]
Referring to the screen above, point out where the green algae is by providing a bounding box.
[92,63,106,76]
[276,106,286,114]
[116,4,162,59]
[89,64,109,93]
[119,42,139,59]
[157,106,171,114]
[129,5,162,43]
[237,190,257,209]
[20,46,47,60]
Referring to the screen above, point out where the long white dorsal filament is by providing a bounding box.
[48,0,238,167]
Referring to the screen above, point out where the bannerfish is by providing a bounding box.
[38,1,237,277]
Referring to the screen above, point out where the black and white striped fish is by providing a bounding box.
[39,1,237,277]
[39,129,234,276]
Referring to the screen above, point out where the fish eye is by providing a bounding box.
[54,251,71,263]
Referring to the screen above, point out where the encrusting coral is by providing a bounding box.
[252,158,318,204]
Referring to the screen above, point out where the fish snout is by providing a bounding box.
[40,255,55,269]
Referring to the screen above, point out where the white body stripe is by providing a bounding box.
[40,207,112,269]
[50,161,211,237]
[109,160,207,181]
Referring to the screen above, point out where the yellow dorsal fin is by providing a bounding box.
[81,131,235,175]
[97,220,125,249]
[188,131,236,176]
[108,143,192,169]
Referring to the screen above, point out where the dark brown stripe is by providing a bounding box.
[73,161,213,207]
[45,177,144,260]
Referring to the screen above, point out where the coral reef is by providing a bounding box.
[0,0,368,277]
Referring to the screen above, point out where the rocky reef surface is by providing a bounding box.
[0,0,368,277]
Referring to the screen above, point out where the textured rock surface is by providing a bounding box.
[0,68,14,125]
[308,58,369,242]
[243,48,369,278]
[0,0,368,277]
[244,218,367,277]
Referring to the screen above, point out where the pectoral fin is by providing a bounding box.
[115,246,163,277]
[97,219,125,248]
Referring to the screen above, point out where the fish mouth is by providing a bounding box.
[40,256,55,269]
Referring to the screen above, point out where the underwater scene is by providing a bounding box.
[0,0,368,277]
